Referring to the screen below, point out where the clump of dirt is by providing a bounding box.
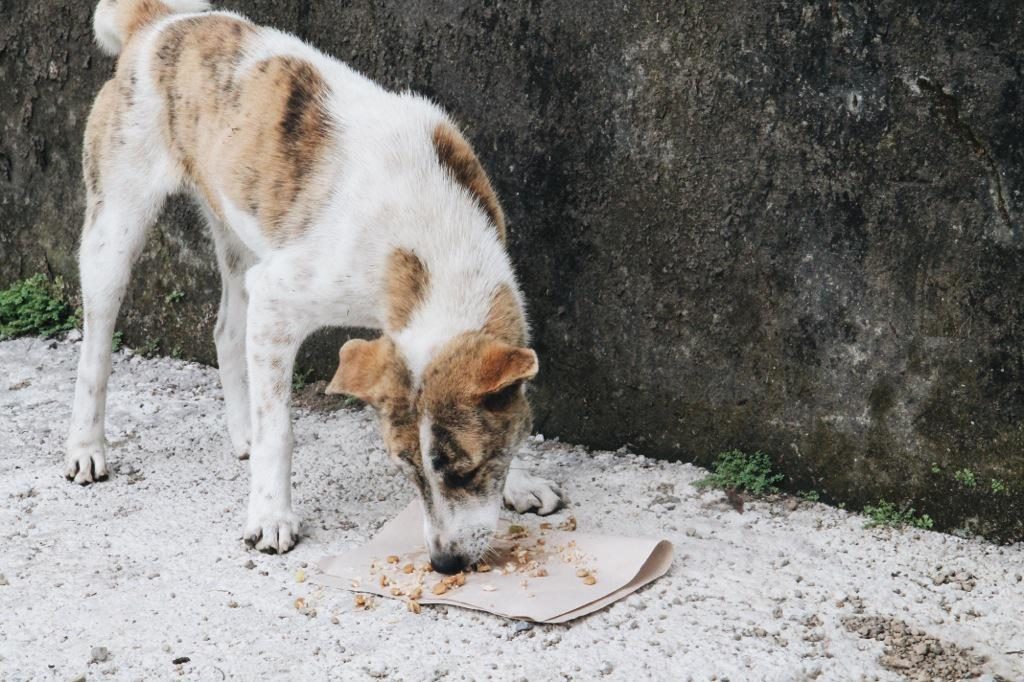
[843,615,988,681]
[931,568,977,592]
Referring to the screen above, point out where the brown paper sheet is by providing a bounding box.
[312,501,674,623]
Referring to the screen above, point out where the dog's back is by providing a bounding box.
[88,0,506,264]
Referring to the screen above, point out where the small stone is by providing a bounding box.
[330,616,340,625]
[0,574,8,586]
[512,621,533,635]
[598,661,614,675]
[785,498,799,511]
[684,528,697,537]
[89,647,109,664]
[243,559,255,570]
[367,661,387,678]
[227,600,238,608]
[67,329,82,342]
[172,656,190,665]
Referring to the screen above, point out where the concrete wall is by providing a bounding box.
[2,1,1021,539]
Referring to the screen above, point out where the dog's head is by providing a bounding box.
[326,332,537,573]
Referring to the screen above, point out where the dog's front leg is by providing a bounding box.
[242,281,308,553]
[503,457,562,515]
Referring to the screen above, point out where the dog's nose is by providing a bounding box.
[431,551,469,575]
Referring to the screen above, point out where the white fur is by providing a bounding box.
[68,3,559,553]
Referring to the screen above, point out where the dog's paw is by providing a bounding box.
[503,467,562,515]
[64,443,108,485]
[244,510,300,554]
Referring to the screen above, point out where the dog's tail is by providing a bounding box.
[93,0,212,56]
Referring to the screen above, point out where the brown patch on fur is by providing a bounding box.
[82,79,123,229]
[432,122,506,242]
[386,249,429,331]
[418,333,536,476]
[483,284,527,346]
[217,55,335,239]
[149,16,333,236]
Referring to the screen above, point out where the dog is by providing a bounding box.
[66,0,562,573]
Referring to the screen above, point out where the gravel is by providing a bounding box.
[1,335,1022,680]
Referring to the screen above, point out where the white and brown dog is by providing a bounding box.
[66,0,561,573]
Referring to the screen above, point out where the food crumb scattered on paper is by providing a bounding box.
[356,516,598,607]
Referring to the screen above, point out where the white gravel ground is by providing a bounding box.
[1,336,1023,681]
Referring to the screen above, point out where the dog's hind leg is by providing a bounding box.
[65,195,163,483]
[207,212,255,460]
[65,83,170,484]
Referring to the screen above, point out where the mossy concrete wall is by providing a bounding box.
[2,1,1021,539]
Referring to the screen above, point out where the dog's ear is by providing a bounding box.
[325,338,396,405]
[475,342,538,397]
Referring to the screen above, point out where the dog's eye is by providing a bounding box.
[443,466,476,489]
[482,383,520,412]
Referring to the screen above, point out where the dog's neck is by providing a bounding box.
[387,240,528,384]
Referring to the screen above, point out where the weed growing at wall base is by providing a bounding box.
[694,450,784,496]
[863,500,934,530]
[953,469,977,488]
[0,275,79,339]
